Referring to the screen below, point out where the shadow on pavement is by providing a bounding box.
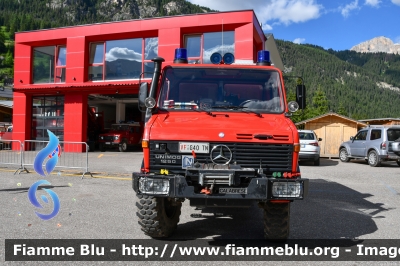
[299,158,339,167]
[168,179,389,240]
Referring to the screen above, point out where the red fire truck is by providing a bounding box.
[98,122,143,152]
[133,49,308,240]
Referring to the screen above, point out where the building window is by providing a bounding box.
[33,46,66,84]
[184,31,235,64]
[88,37,158,81]
[32,96,64,141]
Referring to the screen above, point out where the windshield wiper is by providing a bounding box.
[241,109,263,117]
[193,108,213,116]
[211,105,262,117]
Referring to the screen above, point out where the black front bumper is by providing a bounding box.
[132,173,309,200]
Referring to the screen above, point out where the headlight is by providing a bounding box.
[114,135,119,140]
[272,182,302,198]
[138,177,170,195]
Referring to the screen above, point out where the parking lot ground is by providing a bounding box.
[1,154,400,264]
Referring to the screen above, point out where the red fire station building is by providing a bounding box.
[13,10,283,148]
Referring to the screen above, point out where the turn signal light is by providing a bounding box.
[142,140,149,148]
[294,143,300,152]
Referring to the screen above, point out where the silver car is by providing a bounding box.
[298,130,322,166]
[339,125,400,167]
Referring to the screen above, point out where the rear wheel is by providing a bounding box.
[339,148,350,162]
[313,157,320,166]
[136,195,181,238]
[368,150,381,167]
[262,202,290,240]
[397,160,400,167]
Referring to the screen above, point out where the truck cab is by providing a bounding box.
[133,49,308,240]
[98,123,143,152]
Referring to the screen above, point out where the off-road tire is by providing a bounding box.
[119,140,128,152]
[339,148,350,162]
[314,157,320,166]
[262,202,290,240]
[99,143,105,152]
[136,195,181,238]
[368,150,381,167]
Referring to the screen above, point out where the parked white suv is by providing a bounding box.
[298,130,322,166]
[339,125,400,167]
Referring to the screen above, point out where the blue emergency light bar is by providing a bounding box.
[257,50,271,66]
[210,53,222,64]
[174,48,188,63]
[223,53,235,65]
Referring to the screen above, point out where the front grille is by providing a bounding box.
[149,141,293,174]
[102,136,115,141]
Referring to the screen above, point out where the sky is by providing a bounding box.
[187,0,400,51]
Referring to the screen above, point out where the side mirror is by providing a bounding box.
[350,136,354,140]
[296,84,306,109]
[318,138,322,141]
[138,82,148,109]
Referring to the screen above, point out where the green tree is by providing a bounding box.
[337,102,348,117]
[0,31,6,53]
[309,86,329,117]
[4,50,14,66]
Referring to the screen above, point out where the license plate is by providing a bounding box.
[179,142,209,153]
[219,188,247,194]
[301,144,305,148]
[105,142,111,145]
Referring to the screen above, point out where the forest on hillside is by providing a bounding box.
[277,40,400,120]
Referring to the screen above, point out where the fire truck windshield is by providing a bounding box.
[158,66,285,113]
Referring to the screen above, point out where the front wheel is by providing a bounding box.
[339,148,350,162]
[262,202,290,240]
[119,140,128,152]
[99,143,106,152]
[368,150,381,167]
[136,195,182,238]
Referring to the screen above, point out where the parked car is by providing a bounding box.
[339,125,400,167]
[298,129,322,166]
[98,123,143,152]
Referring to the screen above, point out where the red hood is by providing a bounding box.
[147,111,295,143]
[100,130,125,136]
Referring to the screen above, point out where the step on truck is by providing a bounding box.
[132,49,309,240]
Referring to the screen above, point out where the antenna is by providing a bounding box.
[222,19,224,56]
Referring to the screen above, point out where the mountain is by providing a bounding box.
[351,36,400,54]
[276,40,400,120]
[0,0,215,33]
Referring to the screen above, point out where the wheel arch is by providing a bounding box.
[367,147,380,156]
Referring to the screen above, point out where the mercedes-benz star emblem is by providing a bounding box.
[210,145,232,165]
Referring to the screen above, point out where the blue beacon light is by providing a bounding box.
[257,50,271,66]
[210,53,223,64]
[223,53,235,65]
[174,48,188,64]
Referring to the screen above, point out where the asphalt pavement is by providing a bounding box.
[2,150,400,265]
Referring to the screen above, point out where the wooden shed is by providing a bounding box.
[359,118,400,125]
[296,112,367,158]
